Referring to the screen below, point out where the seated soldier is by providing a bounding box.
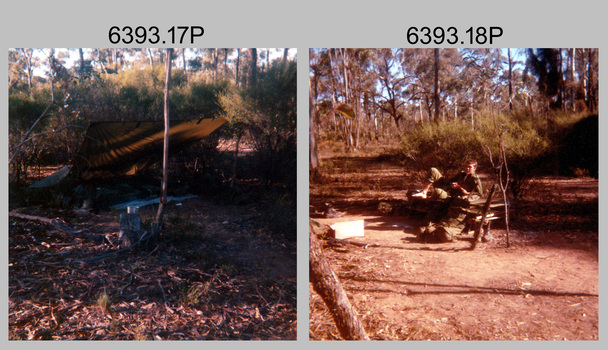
[412,159,483,243]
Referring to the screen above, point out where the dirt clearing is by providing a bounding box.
[309,155,598,340]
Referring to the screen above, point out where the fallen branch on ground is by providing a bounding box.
[9,212,90,238]
[328,238,379,249]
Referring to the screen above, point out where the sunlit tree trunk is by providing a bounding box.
[235,49,241,86]
[433,48,440,123]
[146,48,154,66]
[19,48,35,95]
[569,48,575,111]
[508,48,513,111]
[309,76,319,177]
[214,48,219,80]
[222,48,228,76]
[112,49,119,70]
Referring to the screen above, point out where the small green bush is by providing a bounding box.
[96,290,112,313]
[399,120,486,174]
[178,281,211,306]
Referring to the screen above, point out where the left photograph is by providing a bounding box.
[8,48,297,340]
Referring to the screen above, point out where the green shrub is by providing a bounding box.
[399,111,554,197]
[399,120,486,174]
[178,281,211,306]
[96,290,112,313]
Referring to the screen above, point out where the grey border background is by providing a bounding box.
[2,0,605,348]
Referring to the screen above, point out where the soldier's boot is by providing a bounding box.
[417,223,436,242]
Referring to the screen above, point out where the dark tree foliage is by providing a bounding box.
[246,60,297,185]
[558,114,598,178]
[526,49,564,109]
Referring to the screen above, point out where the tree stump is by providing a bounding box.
[118,206,144,248]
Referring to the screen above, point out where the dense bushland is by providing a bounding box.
[9,49,297,240]
[398,110,596,197]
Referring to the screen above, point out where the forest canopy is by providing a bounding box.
[8,48,297,189]
[309,48,598,183]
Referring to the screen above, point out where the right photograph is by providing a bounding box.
[308,48,598,340]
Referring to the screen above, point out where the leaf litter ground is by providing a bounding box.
[9,196,296,340]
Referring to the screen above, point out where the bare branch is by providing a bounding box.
[9,124,86,154]
[9,82,54,165]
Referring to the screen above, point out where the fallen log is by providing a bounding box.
[10,212,82,235]
[309,220,370,340]
[9,211,102,243]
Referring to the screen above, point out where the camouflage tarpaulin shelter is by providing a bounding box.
[76,117,227,180]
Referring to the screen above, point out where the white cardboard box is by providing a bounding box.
[330,220,365,239]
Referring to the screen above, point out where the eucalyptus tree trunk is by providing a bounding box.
[248,48,257,87]
[153,48,173,233]
[235,49,241,86]
[569,48,575,111]
[19,48,35,94]
[508,48,513,111]
[78,48,85,77]
[282,48,289,68]
[223,48,230,75]
[230,130,242,189]
[214,48,219,80]
[433,48,440,123]
[146,48,154,66]
[112,49,119,70]
[309,76,320,176]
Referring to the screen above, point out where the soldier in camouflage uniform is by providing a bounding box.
[412,160,483,243]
